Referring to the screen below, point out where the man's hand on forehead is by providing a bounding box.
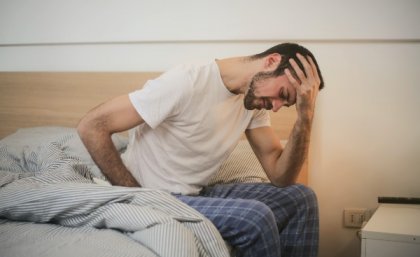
[284,53,321,119]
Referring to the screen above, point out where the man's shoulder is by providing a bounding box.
[167,60,214,74]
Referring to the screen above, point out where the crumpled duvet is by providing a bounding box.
[0,128,230,257]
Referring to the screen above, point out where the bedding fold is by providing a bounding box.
[0,128,229,257]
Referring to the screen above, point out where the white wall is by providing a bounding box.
[1,0,419,71]
[1,1,420,257]
[308,42,420,257]
[1,0,418,44]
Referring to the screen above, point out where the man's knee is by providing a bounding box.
[266,183,318,219]
[291,184,318,209]
[218,200,281,256]
[217,200,275,233]
[247,200,277,227]
[230,200,279,247]
[228,199,277,229]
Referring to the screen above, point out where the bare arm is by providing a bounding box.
[246,54,321,187]
[77,94,144,187]
[246,122,310,187]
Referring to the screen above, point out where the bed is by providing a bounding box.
[0,72,308,257]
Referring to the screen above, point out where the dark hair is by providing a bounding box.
[251,43,324,90]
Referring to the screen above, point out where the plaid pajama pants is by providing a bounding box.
[175,183,319,257]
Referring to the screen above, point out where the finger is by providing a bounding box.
[296,53,314,79]
[307,56,321,85]
[289,57,306,84]
[285,68,300,90]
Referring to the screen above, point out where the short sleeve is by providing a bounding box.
[129,68,191,129]
[247,109,271,130]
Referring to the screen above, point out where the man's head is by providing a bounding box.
[244,43,324,111]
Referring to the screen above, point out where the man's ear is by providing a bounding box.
[264,53,281,70]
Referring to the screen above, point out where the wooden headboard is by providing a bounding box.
[0,72,306,184]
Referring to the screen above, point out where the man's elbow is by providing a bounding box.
[77,115,96,142]
[270,172,297,188]
[77,115,112,141]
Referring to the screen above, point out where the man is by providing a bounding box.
[78,42,324,257]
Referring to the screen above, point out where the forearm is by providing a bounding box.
[273,116,312,186]
[78,126,140,187]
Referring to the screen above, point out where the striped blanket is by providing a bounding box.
[0,127,230,257]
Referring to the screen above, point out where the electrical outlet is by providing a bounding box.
[343,208,369,228]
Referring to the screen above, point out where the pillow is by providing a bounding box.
[0,126,128,180]
[208,140,270,185]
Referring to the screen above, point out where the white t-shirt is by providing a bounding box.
[121,60,270,195]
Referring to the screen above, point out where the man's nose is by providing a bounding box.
[271,100,283,112]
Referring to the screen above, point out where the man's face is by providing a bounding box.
[244,72,296,112]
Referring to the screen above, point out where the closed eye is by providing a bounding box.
[279,89,292,107]
[280,89,289,102]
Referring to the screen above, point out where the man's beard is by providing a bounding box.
[244,72,274,110]
[244,81,258,110]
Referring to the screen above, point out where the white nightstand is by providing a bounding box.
[361,204,420,257]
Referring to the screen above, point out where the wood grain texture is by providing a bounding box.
[0,72,306,184]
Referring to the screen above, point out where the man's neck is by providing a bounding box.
[216,56,262,95]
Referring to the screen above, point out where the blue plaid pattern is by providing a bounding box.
[175,183,319,257]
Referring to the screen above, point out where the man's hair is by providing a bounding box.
[251,43,325,90]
